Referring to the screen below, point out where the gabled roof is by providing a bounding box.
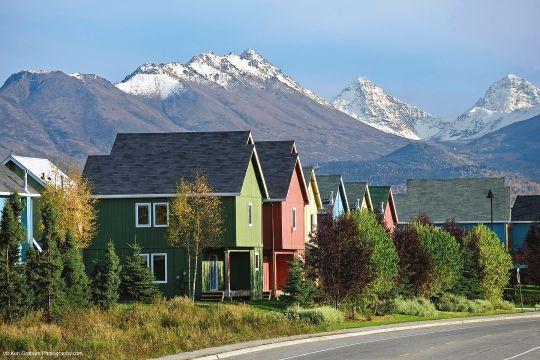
[316,174,349,212]
[83,131,268,197]
[256,141,308,203]
[370,186,391,213]
[344,182,372,211]
[302,166,323,210]
[0,165,40,196]
[512,195,540,222]
[370,186,398,223]
[396,178,510,223]
[3,155,68,188]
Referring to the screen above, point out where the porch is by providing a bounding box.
[200,248,262,300]
[263,250,298,299]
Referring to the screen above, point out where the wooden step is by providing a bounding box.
[200,291,225,302]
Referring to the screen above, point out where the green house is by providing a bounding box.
[82,131,268,299]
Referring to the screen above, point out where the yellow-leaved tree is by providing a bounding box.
[168,171,224,300]
[40,164,97,248]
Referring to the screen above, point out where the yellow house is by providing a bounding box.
[302,166,323,245]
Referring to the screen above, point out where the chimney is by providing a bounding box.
[24,170,28,193]
[329,191,334,205]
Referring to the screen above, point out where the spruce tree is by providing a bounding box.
[283,258,317,307]
[26,201,65,321]
[0,193,30,321]
[61,230,90,308]
[121,242,159,303]
[91,240,121,309]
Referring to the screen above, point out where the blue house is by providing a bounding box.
[510,195,540,251]
[395,178,511,247]
[316,174,349,218]
[0,164,41,257]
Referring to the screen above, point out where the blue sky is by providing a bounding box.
[1,0,539,115]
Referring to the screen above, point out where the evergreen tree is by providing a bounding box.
[121,242,160,303]
[61,230,90,308]
[283,257,317,307]
[0,193,30,321]
[91,240,121,309]
[26,201,65,321]
[521,221,540,285]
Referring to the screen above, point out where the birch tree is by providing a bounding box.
[168,171,223,300]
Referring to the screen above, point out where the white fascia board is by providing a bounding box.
[90,193,239,199]
[0,191,40,197]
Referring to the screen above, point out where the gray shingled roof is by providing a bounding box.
[345,182,367,210]
[317,174,348,211]
[256,141,297,200]
[302,166,314,188]
[395,178,510,223]
[512,195,540,222]
[0,165,39,195]
[83,131,265,196]
[370,186,391,213]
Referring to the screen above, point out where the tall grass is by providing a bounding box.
[0,297,324,359]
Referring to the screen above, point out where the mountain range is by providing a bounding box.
[332,74,540,140]
[0,48,538,195]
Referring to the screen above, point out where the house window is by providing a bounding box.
[248,202,253,227]
[140,253,150,268]
[153,203,169,227]
[310,213,315,233]
[135,203,151,227]
[292,208,297,230]
[151,253,167,283]
[255,252,260,271]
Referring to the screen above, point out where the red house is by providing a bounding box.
[256,141,309,298]
[369,186,399,234]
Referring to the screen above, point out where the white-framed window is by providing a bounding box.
[135,203,151,227]
[292,208,297,230]
[153,202,169,227]
[310,213,315,233]
[255,252,260,271]
[140,253,150,268]
[151,253,167,283]
[248,202,253,227]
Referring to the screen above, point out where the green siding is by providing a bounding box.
[83,156,265,299]
[233,159,263,248]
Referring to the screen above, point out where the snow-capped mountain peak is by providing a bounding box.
[116,49,328,105]
[332,77,443,140]
[439,74,540,140]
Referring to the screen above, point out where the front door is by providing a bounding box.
[209,254,219,291]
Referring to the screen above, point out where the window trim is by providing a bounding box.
[140,253,150,268]
[292,207,297,230]
[248,202,253,227]
[135,203,151,228]
[255,252,260,271]
[151,253,168,284]
[153,202,169,227]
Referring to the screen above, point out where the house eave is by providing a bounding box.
[90,192,240,199]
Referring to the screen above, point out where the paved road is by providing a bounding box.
[228,318,540,360]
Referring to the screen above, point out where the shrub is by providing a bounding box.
[393,297,438,317]
[435,293,472,312]
[461,225,513,302]
[349,210,399,313]
[522,222,540,285]
[282,258,317,307]
[492,299,514,311]
[284,305,344,325]
[414,223,463,297]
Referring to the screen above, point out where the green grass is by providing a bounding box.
[0,298,521,360]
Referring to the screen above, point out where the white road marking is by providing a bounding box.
[277,319,539,360]
[503,345,540,360]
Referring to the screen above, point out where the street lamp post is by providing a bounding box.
[486,190,494,230]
